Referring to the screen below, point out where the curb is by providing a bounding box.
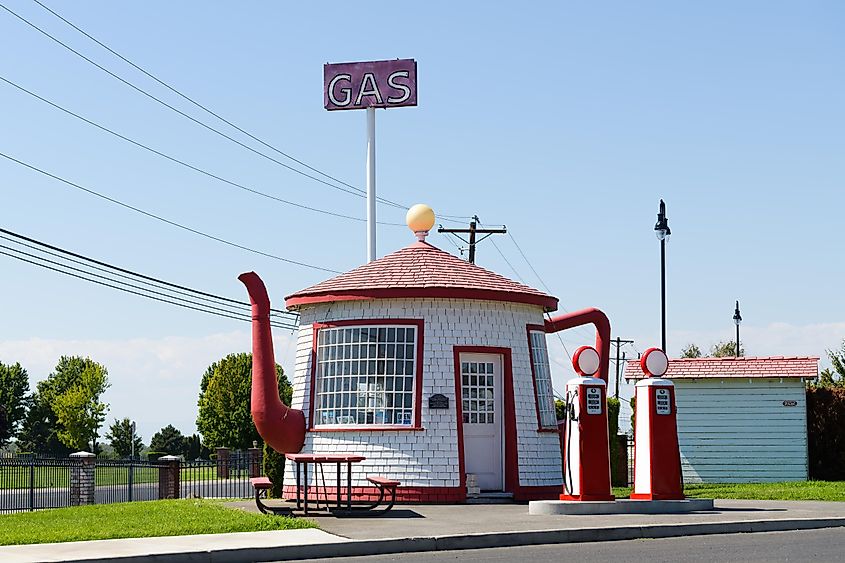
[33,517,845,563]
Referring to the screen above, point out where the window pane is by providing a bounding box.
[314,325,417,427]
[529,331,557,428]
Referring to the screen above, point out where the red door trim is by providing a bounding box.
[453,346,517,495]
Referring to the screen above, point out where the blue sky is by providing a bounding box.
[1,1,843,441]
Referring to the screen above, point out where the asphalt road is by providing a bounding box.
[294,528,845,562]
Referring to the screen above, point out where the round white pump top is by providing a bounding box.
[641,347,669,377]
[406,204,435,241]
[573,345,601,376]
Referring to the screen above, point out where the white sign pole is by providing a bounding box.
[366,106,377,262]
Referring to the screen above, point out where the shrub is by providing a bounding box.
[146,451,166,462]
[263,442,286,498]
[807,387,845,480]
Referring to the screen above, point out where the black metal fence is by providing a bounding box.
[626,436,636,487]
[181,451,260,499]
[0,451,261,512]
[0,456,75,512]
[93,460,164,505]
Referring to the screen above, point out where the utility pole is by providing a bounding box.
[612,337,634,398]
[438,215,507,264]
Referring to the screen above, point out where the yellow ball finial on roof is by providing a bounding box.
[406,204,435,241]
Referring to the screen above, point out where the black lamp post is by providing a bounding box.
[733,300,742,357]
[654,199,671,352]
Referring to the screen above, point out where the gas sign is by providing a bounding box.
[324,59,417,111]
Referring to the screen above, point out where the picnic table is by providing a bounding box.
[285,453,366,514]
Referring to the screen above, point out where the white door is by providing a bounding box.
[460,353,504,491]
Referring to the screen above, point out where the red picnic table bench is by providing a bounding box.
[250,453,400,515]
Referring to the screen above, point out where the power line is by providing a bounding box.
[489,237,524,282]
[0,74,404,227]
[508,231,555,295]
[28,0,376,202]
[0,242,261,321]
[0,2,389,206]
[29,0,483,223]
[546,312,574,363]
[438,230,465,256]
[0,150,342,274]
[507,230,594,341]
[9,0,474,221]
[0,227,298,322]
[0,243,296,330]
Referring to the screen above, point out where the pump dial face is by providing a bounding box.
[573,346,600,376]
[642,347,669,377]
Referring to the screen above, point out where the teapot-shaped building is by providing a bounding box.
[241,207,576,502]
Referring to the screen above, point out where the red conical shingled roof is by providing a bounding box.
[285,241,558,311]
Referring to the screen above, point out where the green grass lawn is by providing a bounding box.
[613,481,845,501]
[0,499,315,546]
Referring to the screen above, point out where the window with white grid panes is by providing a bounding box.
[529,330,557,428]
[461,361,495,424]
[314,325,417,427]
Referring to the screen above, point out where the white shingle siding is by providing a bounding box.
[675,378,808,483]
[284,297,562,489]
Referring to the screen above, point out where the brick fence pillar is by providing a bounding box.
[70,451,96,506]
[247,447,262,478]
[216,447,230,479]
[158,455,181,500]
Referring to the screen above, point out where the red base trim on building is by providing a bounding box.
[280,484,563,503]
[514,485,562,501]
[282,485,465,503]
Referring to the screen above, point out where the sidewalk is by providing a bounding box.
[2,500,844,562]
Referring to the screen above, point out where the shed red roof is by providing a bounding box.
[285,241,558,311]
[624,356,819,380]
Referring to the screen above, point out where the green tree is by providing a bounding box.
[0,361,30,446]
[196,353,292,450]
[824,339,845,387]
[16,357,109,455]
[710,341,743,357]
[39,357,110,451]
[263,442,286,498]
[813,368,843,388]
[105,418,144,458]
[680,344,702,358]
[184,434,211,460]
[0,406,6,444]
[149,424,185,456]
[16,396,71,456]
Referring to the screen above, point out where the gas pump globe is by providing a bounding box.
[560,346,614,502]
[631,347,684,500]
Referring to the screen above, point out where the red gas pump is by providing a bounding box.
[631,347,684,500]
[560,346,614,502]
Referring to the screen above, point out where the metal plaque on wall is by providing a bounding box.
[429,394,449,410]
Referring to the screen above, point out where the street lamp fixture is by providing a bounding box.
[654,199,671,241]
[654,199,671,352]
[733,300,742,357]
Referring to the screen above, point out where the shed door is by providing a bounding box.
[460,353,504,491]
